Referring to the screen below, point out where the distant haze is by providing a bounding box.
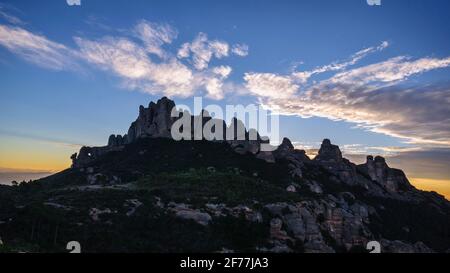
[0,172,53,185]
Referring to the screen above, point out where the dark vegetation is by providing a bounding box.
[0,138,449,252]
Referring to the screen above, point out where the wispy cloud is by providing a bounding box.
[0,16,249,100]
[1,12,450,148]
[75,35,197,97]
[0,129,84,149]
[244,41,390,99]
[292,41,389,83]
[232,43,249,57]
[245,42,450,147]
[134,20,178,59]
[0,24,79,70]
[244,73,299,99]
[177,32,229,70]
[0,3,24,25]
[262,82,450,147]
[329,56,450,85]
[0,10,23,25]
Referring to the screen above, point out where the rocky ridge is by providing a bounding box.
[1,97,449,253]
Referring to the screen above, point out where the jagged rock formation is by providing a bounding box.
[71,97,270,168]
[127,97,177,142]
[357,156,413,192]
[2,96,449,253]
[69,98,436,200]
[313,139,361,187]
[314,139,342,163]
[273,138,309,179]
[309,139,415,195]
[72,97,176,168]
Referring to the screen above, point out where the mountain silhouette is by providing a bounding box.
[0,97,449,253]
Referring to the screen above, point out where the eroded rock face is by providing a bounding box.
[265,202,334,253]
[358,156,413,192]
[127,97,177,142]
[71,97,272,167]
[61,97,450,253]
[71,145,124,168]
[272,138,310,179]
[273,138,295,160]
[108,134,126,147]
[313,139,361,186]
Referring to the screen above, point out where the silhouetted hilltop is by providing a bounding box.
[1,97,449,253]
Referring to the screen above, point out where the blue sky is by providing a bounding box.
[0,0,449,197]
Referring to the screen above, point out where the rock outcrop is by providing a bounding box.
[357,156,413,192]
[314,139,343,163]
[272,138,310,179]
[313,139,360,187]
[56,97,450,253]
[72,97,274,168]
[127,97,177,142]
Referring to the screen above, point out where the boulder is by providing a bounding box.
[170,203,212,226]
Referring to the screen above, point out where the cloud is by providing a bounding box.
[343,147,450,181]
[75,36,153,79]
[75,34,235,99]
[292,41,389,83]
[387,148,450,180]
[0,24,79,70]
[244,41,390,100]
[177,32,229,70]
[0,129,84,149]
[244,41,450,147]
[244,73,299,99]
[260,81,450,148]
[329,56,450,85]
[232,43,249,57]
[0,18,247,100]
[2,17,449,148]
[133,20,177,59]
[74,24,241,99]
[212,65,232,78]
[0,10,23,25]
[0,3,24,25]
[75,36,196,97]
[262,81,450,146]
[72,23,243,99]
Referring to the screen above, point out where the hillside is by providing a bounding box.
[0,97,449,253]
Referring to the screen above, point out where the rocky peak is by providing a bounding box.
[273,138,294,159]
[314,139,343,163]
[71,97,275,167]
[127,97,177,142]
[108,134,125,147]
[281,137,295,150]
[359,155,412,193]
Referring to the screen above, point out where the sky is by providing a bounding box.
[0,0,449,198]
